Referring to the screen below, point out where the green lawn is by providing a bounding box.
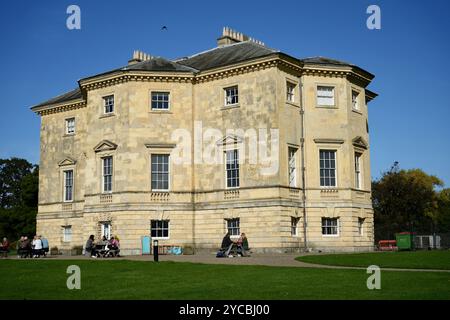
[296,250,450,270]
[0,259,449,299]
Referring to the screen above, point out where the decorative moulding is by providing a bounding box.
[93,140,118,153]
[58,157,77,167]
[216,134,243,146]
[352,136,368,149]
[313,138,344,145]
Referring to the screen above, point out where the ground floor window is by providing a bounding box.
[291,217,300,236]
[322,218,339,235]
[226,218,240,236]
[358,218,365,236]
[151,220,169,238]
[63,226,72,242]
[101,222,111,240]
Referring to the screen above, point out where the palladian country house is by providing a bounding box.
[31,27,377,255]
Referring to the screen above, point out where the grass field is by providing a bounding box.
[296,250,450,270]
[0,259,449,300]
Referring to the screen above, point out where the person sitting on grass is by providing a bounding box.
[0,237,10,258]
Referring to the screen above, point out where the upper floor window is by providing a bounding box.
[151,220,169,238]
[102,157,113,192]
[319,150,336,187]
[226,218,240,236]
[224,86,238,106]
[317,86,335,106]
[151,92,170,110]
[65,118,75,134]
[286,82,296,103]
[322,217,339,235]
[151,154,169,191]
[103,95,114,114]
[225,150,240,188]
[63,170,73,202]
[355,153,362,189]
[352,90,360,110]
[288,147,297,187]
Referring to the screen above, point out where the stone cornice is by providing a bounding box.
[33,99,86,116]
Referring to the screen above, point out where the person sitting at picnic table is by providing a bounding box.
[236,233,250,257]
[109,236,120,257]
[85,235,96,258]
[0,237,10,258]
[221,232,236,257]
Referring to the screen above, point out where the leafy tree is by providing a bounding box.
[372,163,443,240]
[0,158,38,240]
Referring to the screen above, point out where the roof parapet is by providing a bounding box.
[217,26,265,47]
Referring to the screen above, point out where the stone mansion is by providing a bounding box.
[31,27,377,254]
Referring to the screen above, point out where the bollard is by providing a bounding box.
[153,239,159,262]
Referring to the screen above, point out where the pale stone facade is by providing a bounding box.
[32,28,377,254]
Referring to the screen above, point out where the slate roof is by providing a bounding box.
[32,88,83,109]
[32,42,374,110]
[175,41,278,71]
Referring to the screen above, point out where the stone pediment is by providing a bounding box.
[58,157,77,167]
[216,135,243,146]
[352,136,368,149]
[94,140,118,153]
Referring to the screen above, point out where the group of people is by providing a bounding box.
[84,235,120,258]
[219,232,250,257]
[18,235,49,258]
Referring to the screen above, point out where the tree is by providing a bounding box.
[0,158,38,240]
[372,163,443,241]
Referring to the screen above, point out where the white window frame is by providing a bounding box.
[358,218,364,236]
[288,147,298,187]
[355,153,362,189]
[63,226,72,242]
[224,86,239,106]
[352,90,360,110]
[317,85,335,106]
[286,81,296,103]
[65,118,75,135]
[102,156,113,193]
[150,220,170,239]
[150,91,170,110]
[322,218,339,237]
[63,170,74,202]
[151,154,170,192]
[319,150,337,188]
[226,218,240,237]
[101,222,111,240]
[291,217,299,236]
[103,95,115,114]
[225,149,240,189]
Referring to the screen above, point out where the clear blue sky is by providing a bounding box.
[0,0,449,186]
